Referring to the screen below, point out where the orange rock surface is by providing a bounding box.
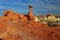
[0,20,60,40]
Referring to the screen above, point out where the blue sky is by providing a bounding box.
[0,0,60,16]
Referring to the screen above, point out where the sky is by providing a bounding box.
[0,0,60,16]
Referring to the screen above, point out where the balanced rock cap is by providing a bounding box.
[29,5,33,8]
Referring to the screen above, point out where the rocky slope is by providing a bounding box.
[0,19,60,40]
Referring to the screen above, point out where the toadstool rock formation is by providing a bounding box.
[27,5,35,20]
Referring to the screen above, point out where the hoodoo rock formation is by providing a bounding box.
[27,5,35,20]
[0,5,60,40]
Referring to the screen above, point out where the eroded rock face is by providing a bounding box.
[1,10,28,22]
[1,10,19,22]
[18,14,27,22]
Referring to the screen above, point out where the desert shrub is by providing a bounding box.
[47,21,59,26]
